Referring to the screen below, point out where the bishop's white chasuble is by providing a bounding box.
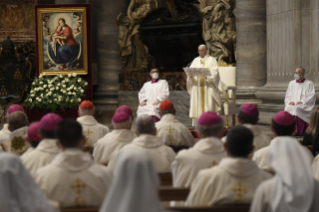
[1,126,30,155]
[77,116,110,147]
[0,123,10,143]
[185,158,272,206]
[187,55,221,121]
[155,114,195,146]
[36,149,113,208]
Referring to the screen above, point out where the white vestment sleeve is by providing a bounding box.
[250,184,268,212]
[157,81,169,102]
[186,76,195,95]
[284,82,293,106]
[300,82,316,110]
[205,57,219,86]
[138,84,147,104]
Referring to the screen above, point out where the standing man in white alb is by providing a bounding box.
[284,67,316,136]
[137,68,169,123]
[187,45,221,126]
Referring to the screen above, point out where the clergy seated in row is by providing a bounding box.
[116,105,136,132]
[155,100,195,147]
[0,104,24,143]
[77,100,110,147]
[1,111,30,155]
[237,104,271,153]
[36,119,113,208]
[0,153,56,212]
[108,114,176,173]
[21,113,63,177]
[284,67,316,136]
[93,112,136,165]
[251,137,319,212]
[137,68,169,123]
[187,45,221,126]
[99,149,163,212]
[20,122,42,161]
[253,111,313,174]
[185,126,272,206]
[302,106,319,156]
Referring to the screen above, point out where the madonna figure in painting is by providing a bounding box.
[48,18,80,70]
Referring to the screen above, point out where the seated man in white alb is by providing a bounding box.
[21,113,63,177]
[1,111,30,155]
[284,67,316,136]
[77,100,110,147]
[253,111,313,174]
[93,111,136,165]
[0,104,24,143]
[116,105,136,132]
[20,122,42,159]
[155,100,195,146]
[36,119,112,208]
[238,104,271,153]
[137,68,169,122]
[187,45,221,126]
[185,126,272,206]
[108,114,176,173]
[251,137,319,212]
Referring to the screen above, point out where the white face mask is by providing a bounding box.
[152,73,159,80]
[294,74,300,80]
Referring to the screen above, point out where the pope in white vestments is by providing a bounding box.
[284,67,316,136]
[93,112,136,165]
[185,126,271,206]
[21,113,63,177]
[155,100,195,146]
[187,45,221,126]
[251,137,319,212]
[77,100,110,147]
[36,120,112,208]
[137,68,170,122]
[108,115,176,173]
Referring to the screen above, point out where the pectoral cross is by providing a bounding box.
[232,182,248,203]
[166,126,175,133]
[70,178,87,195]
[200,59,205,67]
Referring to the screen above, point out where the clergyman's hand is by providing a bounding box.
[296,101,303,105]
[152,100,159,106]
[289,101,295,106]
[140,101,146,106]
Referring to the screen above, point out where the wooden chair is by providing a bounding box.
[167,205,250,212]
[159,173,173,186]
[159,187,190,201]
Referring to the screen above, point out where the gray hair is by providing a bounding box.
[135,114,155,134]
[196,120,224,137]
[198,44,207,49]
[159,108,175,116]
[8,111,28,131]
[78,107,95,116]
[298,67,305,74]
[112,118,132,129]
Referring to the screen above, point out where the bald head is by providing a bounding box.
[135,114,156,135]
[8,111,28,131]
[295,67,305,81]
[198,44,207,58]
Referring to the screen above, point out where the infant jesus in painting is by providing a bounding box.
[54,25,65,46]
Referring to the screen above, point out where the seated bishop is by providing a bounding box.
[185,126,272,206]
[251,137,319,212]
[187,45,221,126]
[137,68,169,123]
[253,111,313,175]
[0,104,24,143]
[171,112,226,206]
[77,100,110,147]
[20,122,42,160]
[108,114,176,173]
[93,111,136,165]
[116,105,136,132]
[1,111,30,155]
[36,119,112,208]
[155,100,195,147]
[284,67,316,136]
[21,113,62,177]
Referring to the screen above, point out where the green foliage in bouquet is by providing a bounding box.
[24,73,88,112]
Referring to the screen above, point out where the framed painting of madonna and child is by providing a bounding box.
[35,6,89,75]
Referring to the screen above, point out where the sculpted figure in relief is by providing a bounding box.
[117,0,158,72]
[198,0,236,63]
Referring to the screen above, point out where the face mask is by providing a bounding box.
[294,74,300,80]
[152,73,159,80]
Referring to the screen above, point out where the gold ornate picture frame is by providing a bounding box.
[36,6,88,75]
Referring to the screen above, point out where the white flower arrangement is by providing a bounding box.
[24,73,88,112]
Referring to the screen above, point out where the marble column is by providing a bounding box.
[256,0,319,124]
[235,0,267,103]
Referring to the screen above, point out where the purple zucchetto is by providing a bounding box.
[40,113,63,131]
[273,111,296,126]
[197,112,222,126]
[28,122,41,142]
[241,104,258,116]
[112,112,131,123]
[7,104,24,115]
[116,105,133,117]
